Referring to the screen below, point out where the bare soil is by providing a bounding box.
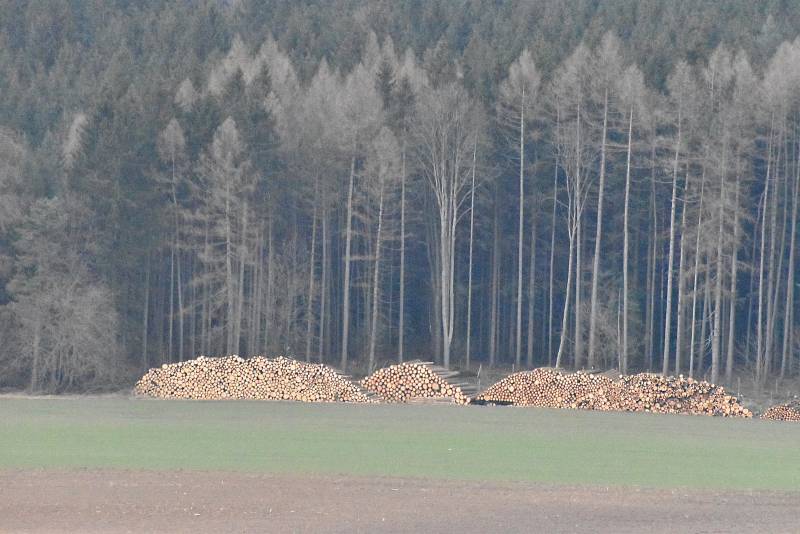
[1,470,797,533]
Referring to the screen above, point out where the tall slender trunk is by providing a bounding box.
[548,111,561,365]
[398,137,407,363]
[745,206,760,362]
[189,257,197,359]
[548,162,558,366]
[489,192,500,367]
[574,105,584,369]
[201,221,210,354]
[234,204,248,355]
[169,169,184,363]
[711,138,727,385]
[757,120,774,382]
[168,245,174,361]
[765,137,782,379]
[726,163,742,383]
[176,246,184,361]
[318,211,328,362]
[588,88,609,368]
[30,314,42,392]
[646,137,658,371]
[224,179,235,355]
[368,183,385,372]
[688,171,706,378]
[621,105,633,374]
[663,113,682,374]
[263,219,274,354]
[526,203,538,368]
[555,207,575,369]
[781,136,800,377]
[141,252,150,371]
[340,155,356,370]
[515,91,526,368]
[465,138,477,369]
[305,194,318,362]
[769,128,791,379]
[675,165,691,375]
[698,262,711,377]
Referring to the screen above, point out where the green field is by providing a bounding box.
[1,397,798,491]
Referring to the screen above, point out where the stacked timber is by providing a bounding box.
[474,368,618,410]
[475,369,752,418]
[134,355,372,403]
[761,401,800,421]
[362,361,471,405]
[615,373,751,417]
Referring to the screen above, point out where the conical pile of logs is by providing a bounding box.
[761,401,800,421]
[473,369,618,410]
[134,355,372,403]
[362,361,471,405]
[615,374,751,417]
[475,369,752,418]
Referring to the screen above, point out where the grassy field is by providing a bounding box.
[1,397,798,491]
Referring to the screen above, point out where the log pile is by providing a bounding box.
[761,401,800,421]
[615,374,752,417]
[362,361,471,405]
[475,369,752,418]
[473,369,618,410]
[134,355,372,403]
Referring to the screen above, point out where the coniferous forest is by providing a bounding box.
[3,1,800,392]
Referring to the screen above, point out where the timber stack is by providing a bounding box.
[615,373,751,417]
[761,401,800,421]
[362,361,471,405]
[475,369,752,418]
[134,355,372,403]
[474,368,618,410]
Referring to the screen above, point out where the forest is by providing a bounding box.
[2,0,800,392]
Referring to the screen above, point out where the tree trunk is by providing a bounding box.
[757,121,774,383]
[305,197,318,362]
[675,165,691,375]
[727,165,742,383]
[548,162,558,366]
[490,193,500,367]
[340,155,356,370]
[465,138,477,369]
[526,202,538,368]
[621,106,633,374]
[646,135,658,371]
[555,211,575,369]
[234,203,248,355]
[515,92,526,369]
[781,136,800,377]
[662,115,682,375]
[29,314,42,392]
[711,141,727,385]
[588,88,609,369]
[574,106,584,369]
[398,137,407,363]
[699,263,711,378]
[264,219,274,354]
[688,172,706,378]
[318,211,328,362]
[368,182,385,372]
[141,251,150,371]
[168,245,174,362]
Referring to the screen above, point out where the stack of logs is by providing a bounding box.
[474,369,618,410]
[362,361,471,405]
[615,373,751,417]
[761,401,800,421]
[134,355,372,403]
[475,369,752,418]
